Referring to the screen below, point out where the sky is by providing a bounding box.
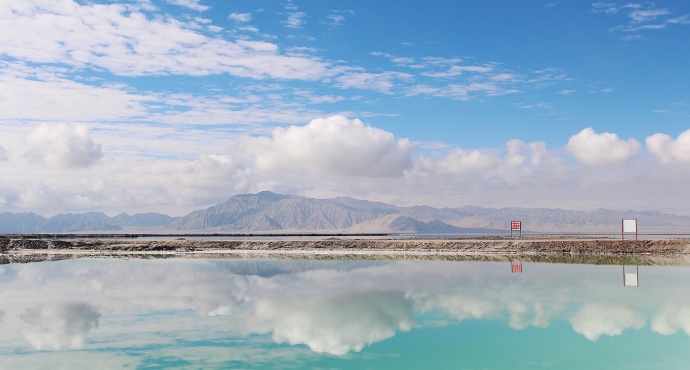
[1,0,690,216]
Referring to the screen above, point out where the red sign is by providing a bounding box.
[511,263,522,273]
[511,221,521,231]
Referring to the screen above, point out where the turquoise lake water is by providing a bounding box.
[1,259,689,369]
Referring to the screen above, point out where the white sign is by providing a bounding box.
[622,219,638,240]
[622,219,637,233]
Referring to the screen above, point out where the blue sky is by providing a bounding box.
[1,0,690,216]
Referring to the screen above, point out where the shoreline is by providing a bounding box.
[3,236,690,265]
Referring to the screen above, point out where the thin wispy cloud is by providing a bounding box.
[283,2,306,29]
[1,1,332,79]
[324,10,355,27]
[165,0,209,12]
[228,12,252,22]
[592,2,690,33]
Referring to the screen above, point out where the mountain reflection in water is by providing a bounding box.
[1,259,689,369]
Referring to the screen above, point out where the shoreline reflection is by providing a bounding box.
[1,259,690,368]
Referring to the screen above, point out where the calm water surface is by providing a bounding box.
[1,259,689,369]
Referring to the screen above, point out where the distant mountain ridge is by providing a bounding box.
[169,191,400,231]
[2,191,690,234]
[0,212,176,233]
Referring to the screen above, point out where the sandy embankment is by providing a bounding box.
[3,236,690,265]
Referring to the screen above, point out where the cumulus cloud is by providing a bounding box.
[21,302,100,350]
[0,149,250,215]
[646,130,690,163]
[505,139,547,167]
[249,116,414,178]
[0,145,8,161]
[570,303,645,341]
[103,154,249,211]
[417,148,498,174]
[25,124,103,169]
[566,127,641,164]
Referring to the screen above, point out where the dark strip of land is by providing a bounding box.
[2,236,690,265]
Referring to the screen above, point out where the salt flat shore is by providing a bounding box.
[3,235,690,265]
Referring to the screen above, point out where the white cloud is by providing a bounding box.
[506,139,547,167]
[593,2,686,32]
[417,148,499,174]
[421,65,493,78]
[325,10,354,27]
[515,102,552,110]
[285,12,306,28]
[228,12,252,22]
[566,127,641,164]
[5,121,690,215]
[166,0,209,12]
[0,0,332,80]
[0,62,149,121]
[3,154,250,215]
[408,82,520,101]
[570,304,644,341]
[0,60,325,128]
[667,15,690,25]
[646,130,690,163]
[591,3,618,15]
[107,154,249,208]
[25,124,103,169]
[0,145,8,161]
[627,8,669,23]
[371,52,419,67]
[335,71,412,94]
[21,302,100,350]
[249,116,414,178]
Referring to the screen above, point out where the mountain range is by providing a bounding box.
[2,191,690,234]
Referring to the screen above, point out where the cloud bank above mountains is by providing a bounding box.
[2,115,690,216]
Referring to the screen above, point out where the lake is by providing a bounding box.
[1,258,689,369]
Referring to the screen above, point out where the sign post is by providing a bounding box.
[622,219,638,240]
[511,221,522,237]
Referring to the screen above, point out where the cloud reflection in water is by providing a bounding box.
[1,259,690,365]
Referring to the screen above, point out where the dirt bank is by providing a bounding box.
[3,236,690,265]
